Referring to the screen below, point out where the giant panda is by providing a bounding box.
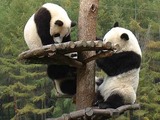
[94,22,142,109]
[24,3,77,96]
[24,3,76,49]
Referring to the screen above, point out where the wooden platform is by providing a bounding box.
[18,40,119,67]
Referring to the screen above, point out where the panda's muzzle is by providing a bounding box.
[53,33,62,43]
[54,33,60,37]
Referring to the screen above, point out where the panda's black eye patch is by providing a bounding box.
[55,20,63,26]
[121,33,129,41]
[54,33,60,37]
[96,78,104,86]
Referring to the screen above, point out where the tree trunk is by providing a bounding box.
[76,0,99,110]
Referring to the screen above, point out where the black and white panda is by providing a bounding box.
[24,3,77,96]
[95,22,142,109]
[24,3,76,49]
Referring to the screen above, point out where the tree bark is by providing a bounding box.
[76,0,99,110]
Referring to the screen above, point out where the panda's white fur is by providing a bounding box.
[99,69,138,104]
[54,79,65,96]
[24,15,42,49]
[95,23,142,109]
[24,3,74,49]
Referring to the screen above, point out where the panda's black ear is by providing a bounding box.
[71,21,76,27]
[55,20,63,26]
[113,22,119,27]
[121,33,129,41]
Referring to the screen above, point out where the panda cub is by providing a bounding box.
[95,22,142,109]
[24,3,77,96]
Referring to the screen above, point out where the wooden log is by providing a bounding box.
[19,49,45,60]
[75,40,88,47]
[49,54,83,68]
[45,104,140,120]
[18,41,114,59]
[83,50,114,64]
[83,43,119,63]
[19,54,83,68]
[86,40,95,47]
[96,40,103,47]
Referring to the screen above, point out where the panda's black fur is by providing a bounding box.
[94,22,142,109]
[47,65,77,95]
[96,51,141,77]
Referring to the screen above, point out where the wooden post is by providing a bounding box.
[76,0,99,110]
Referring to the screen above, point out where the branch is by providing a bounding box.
[19,54,83,68]
[46,104,140,120]
[83,51,114,64]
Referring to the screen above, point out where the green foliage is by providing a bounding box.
[0,0,56,119]
[17,104,54,115]
[52,98,75,118]
[0,0,160,119]
[31,93,46,103]
[2,102,15,109]
[135,40,160,119]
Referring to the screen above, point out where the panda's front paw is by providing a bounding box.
[92,100,99,107]
[98,102,111,109]
[92,99,103,107]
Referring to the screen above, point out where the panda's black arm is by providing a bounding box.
[96,51,141,76]
[63,34,72,42]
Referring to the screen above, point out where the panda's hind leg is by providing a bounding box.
[60,78,76,95]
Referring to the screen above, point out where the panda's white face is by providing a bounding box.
[50,21,71,43]
[103,27,142,56]
[43,3,72,43]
